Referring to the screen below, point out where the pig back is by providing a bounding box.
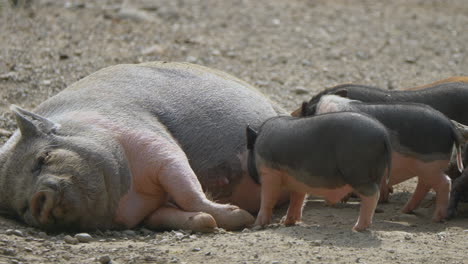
[254,112,390,190]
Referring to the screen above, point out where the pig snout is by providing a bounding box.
[30,190,56,226]
[27,178,73,228]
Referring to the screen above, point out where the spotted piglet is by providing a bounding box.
[305,92,464,222]
[247,112,391,231]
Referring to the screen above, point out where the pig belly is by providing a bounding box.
[282,171,353,204]
[219,173,290,213]
[389,152,450,187]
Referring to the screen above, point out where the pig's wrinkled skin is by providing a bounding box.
[311,94,464,222]
[0,61,290,232]
[249,113,391,231]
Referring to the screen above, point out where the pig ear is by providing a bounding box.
[10,105,60,137]
[300,101,309,116]
[333,89,348,98]
[246,125,258,150]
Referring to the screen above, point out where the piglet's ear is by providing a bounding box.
[246,125,258,150]
[10,105,60,138]
[333,89,348,98]
[300,101,309,116]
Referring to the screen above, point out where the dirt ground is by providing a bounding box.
[1,0,468,263]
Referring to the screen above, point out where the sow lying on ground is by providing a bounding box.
[0,61,291,232]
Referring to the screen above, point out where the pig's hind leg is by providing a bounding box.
[282,192,306,226]
[352,183,380,232]
[159,155,255,230]
[144,203,217,232]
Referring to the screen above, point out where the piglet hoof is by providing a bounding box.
[213,205,255,231]
[184,212,218,233]
[352,224,369,232]
[280,215,299,226]
[254,213,271,227]
[431,210,447,223]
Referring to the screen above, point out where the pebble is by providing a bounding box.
[311,240,322,246]
[0,128,12,137]
[37,232,48,239]
[192,247,201,252]
[292,87,309,95]
[98,255,111,264]
[122,230,136,236]
[6,229,24,237]
[75,233,93,243]
[64,235,79,245]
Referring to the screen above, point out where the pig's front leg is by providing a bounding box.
[255,167,283,226]
[431,174,451,222]
[282,192,306,226]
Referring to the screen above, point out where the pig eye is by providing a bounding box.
[32,152,50,176]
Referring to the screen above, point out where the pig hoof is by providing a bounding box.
[185,213,218,233]
[280,216,299,226]
[431,211,447,223]
[352,225,369,232]
[213,207,255,231]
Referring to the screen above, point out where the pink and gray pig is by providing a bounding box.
[247,112,392,231]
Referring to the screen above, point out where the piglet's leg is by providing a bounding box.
[282,192,306,226]
[379,175,391,203]
[144,204,217,233]
[430,174,451,222]
[255,167,283,226]
[353,191,379,232]
[159,156,254,231]
[401,179,431,215]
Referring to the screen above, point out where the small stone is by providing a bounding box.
[141,45,165,56]
[241,228,251,233]
[405,235,412,240]
[205,252,211,256]
[1,248,16,256]
[293,87,309,95]
[0,129,12,137]
[41,80,52,85]
[75,233,93,243]
[404,57,417,64]
[98,255,111,264]
[272,261,280,264]
[186,56,198,63]
[0,72,17,81]
[123,230,136,236]
[192,247,201,252]
[64,235,79,245]
[356,257,361,263]
[311,240,322,246]
[37,232,48,239]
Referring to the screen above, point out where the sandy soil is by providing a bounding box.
[1,0,468,263]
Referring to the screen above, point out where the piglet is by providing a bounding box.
[247,112,391,231]
[307,92,464,222]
